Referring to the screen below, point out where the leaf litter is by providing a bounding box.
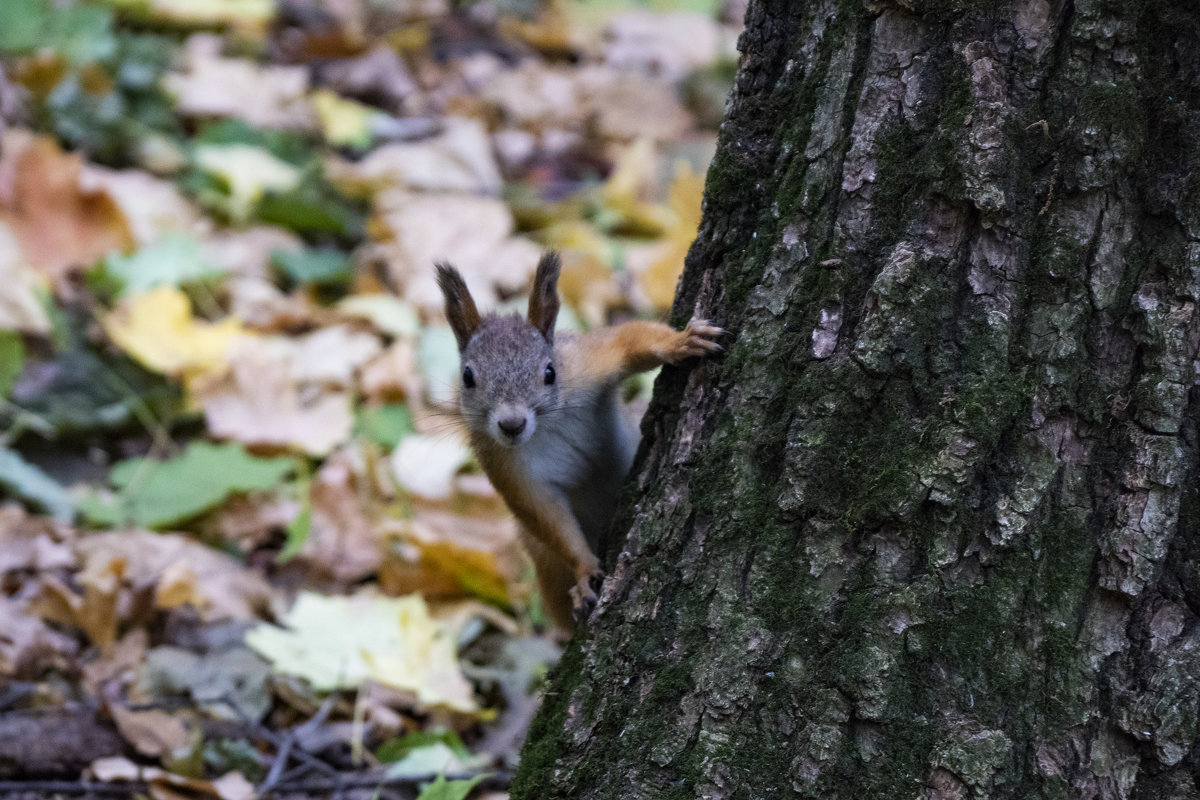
[0,0,741,797]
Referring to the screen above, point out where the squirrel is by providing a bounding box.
[435,252,724,631]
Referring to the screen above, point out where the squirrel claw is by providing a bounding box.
[672,318,726,361]
[570,571,604,623]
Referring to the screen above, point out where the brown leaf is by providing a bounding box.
[164,34,313,130]
[0,595,78,678]
[370,189,541,314]
[0,130,134,285]
[110,704,192,757]
[82,629,149,698]
[292,449,386,584]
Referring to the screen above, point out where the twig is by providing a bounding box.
[259,693,339,796]
[0,780,147,796]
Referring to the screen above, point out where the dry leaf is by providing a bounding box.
[102,287,245,386]
[0,595,78,678]
[245,590,479,712]
[78,166,203,246]
[201,224,303,281]
[603,11,722,81]
[196,329,379,455]
[0,223,51,334]
[403,510,523,605]
[164,34,313,129]
[82,630,149,698]
[33,556,124,649]
[110,704,192,757]
[294,449,386,584]
[0,502,75,576]
[328,117,502,196]
[0,130,133,285]
[371,189,541,313]
[391,433,471,501]
[74,530,273,622]
[637,161,705,309]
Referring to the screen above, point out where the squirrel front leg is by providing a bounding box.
[487,468,603,622]
[568,319,725,384]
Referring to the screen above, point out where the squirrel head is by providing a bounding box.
[435,252,562,448]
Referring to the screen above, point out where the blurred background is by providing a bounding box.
[0,0,743,795]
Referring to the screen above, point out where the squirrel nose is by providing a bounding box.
[497,416,527,437]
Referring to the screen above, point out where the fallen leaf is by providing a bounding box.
[0,595,78,678]
[602,11,723,81]
[123,0,275,31]
[34,554,124,648]
[291,449,387,584]
[0,447,74,521]
[245,591,479,712]
[78,166,203,246]
[402,510,523,606]
[132,645,273,722]
[311,88,377,148]
[100,233,221,295]
[194,143,303,223]
[196,330,379,455]
[82,629,149,697]
[0,223,52,335]
[0,130,134,285]
[337,294,421,339]
[413,773,489,800]
[0,502,75,576]
[164,34,312,130]
[71,529,274,622]
[78,441,294,529]
[328,117,502,196]
[110,704,192,757]
[370,190,541,314]
[101,286,245,385]
[391,434,471,501]
[637,160,705,309]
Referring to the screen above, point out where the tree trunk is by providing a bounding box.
[512,1,1200,797]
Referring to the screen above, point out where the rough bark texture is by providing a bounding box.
[513,1,1200,798]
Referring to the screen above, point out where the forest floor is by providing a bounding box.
[0,1,741,797]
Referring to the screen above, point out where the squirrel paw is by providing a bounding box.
[570,570,604,624]
[666,319,726,363]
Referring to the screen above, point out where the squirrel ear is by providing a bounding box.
[528,251,561,341]
[435,262,482,351]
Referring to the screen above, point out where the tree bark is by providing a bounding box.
[513,1,1200,798]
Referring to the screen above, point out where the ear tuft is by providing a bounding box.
[527,251,561,341]
[435,261,482,351]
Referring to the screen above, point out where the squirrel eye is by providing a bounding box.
[544,364,556,385]
[462,366,475,389]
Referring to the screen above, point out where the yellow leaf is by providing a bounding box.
[194,144,301,223]
[640,161,705,310]
[102,287,244,383]
[245,591,480,712]
[599,137,673,236]
[311,89,375,148]
[112,0,274,30]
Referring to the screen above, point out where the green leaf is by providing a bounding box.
[256,178,364,238]
[99,234,220,295]
[355,403,415,448]
[377,731,471,765]
[0,0,116,65]
[0,447,74,521]
[271,248,352,287]
[81,441,294,529]
[0,332,25,399]
[414,774,489,800]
